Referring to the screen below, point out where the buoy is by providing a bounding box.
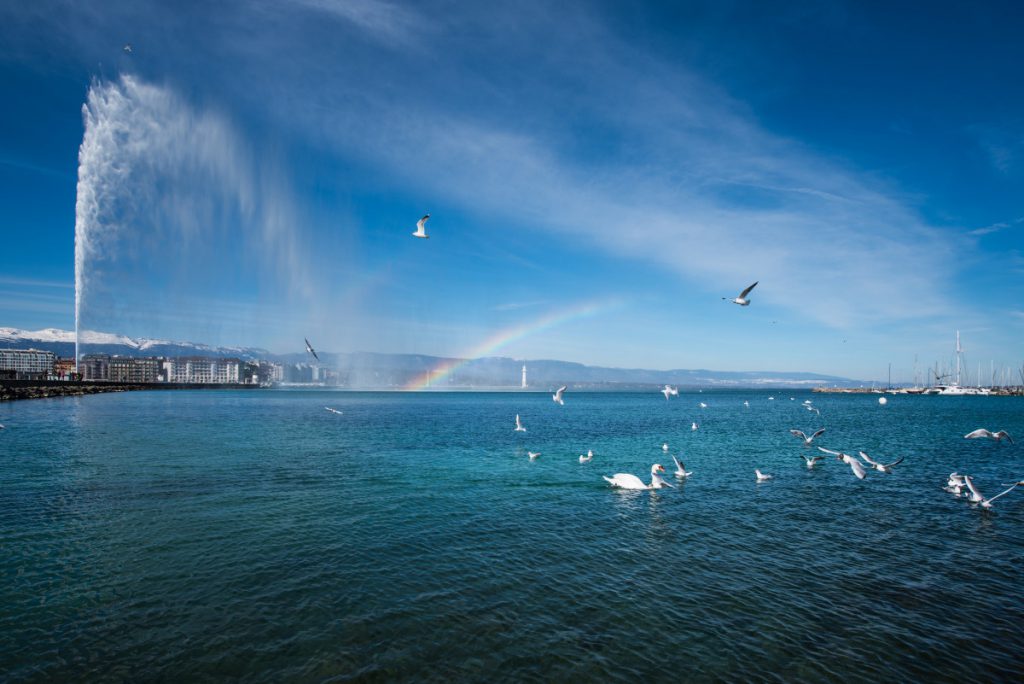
[878,397,888,405]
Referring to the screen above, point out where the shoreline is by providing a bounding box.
[0,380,261,402]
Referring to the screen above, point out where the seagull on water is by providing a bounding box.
[944,472,966,496]
[661,385,679,400]
[790,428,826,446]
[579,450,593,464]
[962,476,1024,509]
[699,402,708,409]
[768,396,775,400]
[724,281,758,306]
[412,213,430,239]
[662,443,669,452]
[964,429,1014,444]
[514,414,526,432]
[304,337,320,362]
[755,469,774,482]
[858,451,904,474]
[324,407,343,415]
[691,422,699,431]
[799,453,825,468]
[743,400,750,407]
[672,455,692,479]
[604,464,673,490]
[552,386,567,405]
[818,447,867,479]
[528,451,541,461]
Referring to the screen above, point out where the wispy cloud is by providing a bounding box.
[968,216,1024,236]
[493,300,547,311]
[288,0,419,42]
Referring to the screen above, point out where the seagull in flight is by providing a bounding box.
[806,405,821,416]
[699,402,708,409]
[964,429,1014,444]
[962,476,1024,509]
[799,453,825,469]
[324,407,343,415]
[552,386,566,405]
[944,473,966,496]
[672,455,693,479]
[412,213,430,239]
[528,451,541,461]
[790,428,826,446]
[123,44,133,53]
[755,469,774,482]
[858,451,904,474]
[579,449,593,464]
[514,414,526,432]
[724,281,758,306]
[661,385,679,400]
[304,337,320,362]
[818,447,867,479]
[743,400,750,407]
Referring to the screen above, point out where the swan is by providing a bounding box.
[790,428,825,446]
[514,414,526,432]
[579,450,593,464]
[724,281,758,306]
[672,455,692,479]
[552,386,567,405]
[858,451,904,474]
[412,213,430,239]
[604,464,673,490]
[755,469,773,482]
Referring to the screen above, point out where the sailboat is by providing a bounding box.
[932,331,991,396]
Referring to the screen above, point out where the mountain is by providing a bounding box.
[0,327,865,388]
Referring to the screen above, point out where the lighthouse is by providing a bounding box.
[521,364,527,389]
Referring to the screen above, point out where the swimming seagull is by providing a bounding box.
[603,464,673,490]
[324,407,343,415]
[528,451,541,461]
[662,443,669,452]
[672,455,692,479]
[579,450,593,464]
[691,422,699,431]
[818,447,867,479]
[304,337,320,362]
[514,414,526,432]
[858,451,904,474]
[962,476,1024,509]
[552,386,566,405]
[699,402,708,409]
[724,281,758,306]
[799,454,825,469]
[743,400,750,407]
[755,469,774,482]
[413,213,430,239]
[661,385,679,400]
[790,428,826,446]
[964,429,1014,444]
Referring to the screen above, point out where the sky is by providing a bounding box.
[0,0,1022,381]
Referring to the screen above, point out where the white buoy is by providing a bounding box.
[878,396,888,405]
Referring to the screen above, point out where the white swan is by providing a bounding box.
[604,464,672,490]
[412,213,430,239]
[579,449,593,464]
[755,469,773,482]
[724,281,758,306]
[672,455,692,479]
[514,414,526,432]
[858,451,904,474]
[552,386,566,405]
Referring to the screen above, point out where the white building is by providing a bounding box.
[163,357,241,384]
[0,348,56,377]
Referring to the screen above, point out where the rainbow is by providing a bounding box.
[403,298,623,390]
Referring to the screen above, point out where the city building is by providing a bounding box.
[54,357,77,380]
[163,357,241,384]
[109,356,161,383]
[80,354,111,381]
[0,348,56,379]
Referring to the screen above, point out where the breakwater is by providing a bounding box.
[0,379,260,402]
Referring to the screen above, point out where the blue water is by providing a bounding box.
[2,390,1023,681]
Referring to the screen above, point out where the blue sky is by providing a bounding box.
[1,0,1022,380]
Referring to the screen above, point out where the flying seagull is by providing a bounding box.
[962,476,1024,509]
[412,213,430,239]
[514,414,526,432]
[964,429,1014,444]
[304,337,320,362]
[799,454,825,469]
[790,428,826,446]
[818,447,867,480]
[552,386,566,405]
[123,44,132,53]
[724,281,758,306]
[661,385,678,400]
[858,451,905,474]
[528,451,541,461]
[755,469,774,482]
[324,407,343,415]
[579,449,593,464]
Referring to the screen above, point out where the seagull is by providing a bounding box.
[579,450,594,464]
[123,44,132,53]
[944,473,966,496]
[662,443,669,452]
[743,400,750,407]
[806,405,821,416]
[755,469,774,482]
[818,447,867,479]
[672,455,692,479]
[514,414,526,432]
[799,454,825,469]
[528,451,541,461]
[858,451,904,474]
[324,407,343,415]
[304,337,320,362]
[661,385,679,400]
[552,386,567,405]
[768,396,775,400]
[802,399,812,405]
[604,464,673,490]
[691,422,699,431]
[964,429,1014,444]
[412,213,430,239]
[724,281,758,306]
[962,476,1024,509]
[699,402,708,409]
[790,428,826,446]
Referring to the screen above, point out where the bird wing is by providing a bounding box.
[849,459,867,479]
[881,456,905,468]
[417,214,430,230]
[739,281,758,298]
[811,428,826,440]
[790,429,808,441]
[963,476,984,501]
[964,429,992,439]
[810,456,824,463]
[858,451,880,466]
[995,431,1014,444]
[672,455,683,470]
[987,483,1022,503]
[817,447,841,456]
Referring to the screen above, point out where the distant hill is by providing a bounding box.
[0,327,865,388]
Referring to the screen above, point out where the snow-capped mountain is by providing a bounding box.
[0,327,270,360]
